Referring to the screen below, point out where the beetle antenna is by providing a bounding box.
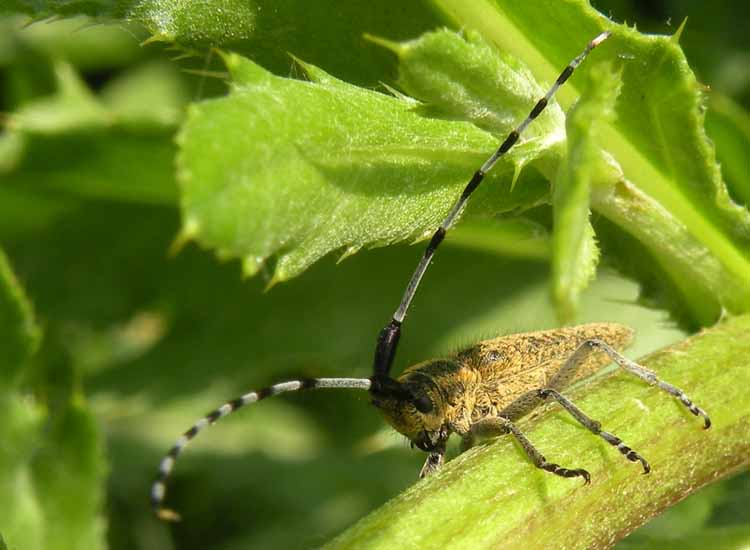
[151,377,372,521]
[371,30,612,383]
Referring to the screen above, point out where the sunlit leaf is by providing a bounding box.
[431,0,750,323]
[177,46,553,282]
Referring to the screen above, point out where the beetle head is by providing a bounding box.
[370,367,449,451]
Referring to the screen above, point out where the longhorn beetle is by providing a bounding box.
[152,30,711,521]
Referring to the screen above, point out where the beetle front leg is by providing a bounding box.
[467,417,591,483]
[419,450,445,478]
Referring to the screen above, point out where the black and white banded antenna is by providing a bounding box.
[151,377,371,521]
[152,29,612,522]
[370,30,612,396]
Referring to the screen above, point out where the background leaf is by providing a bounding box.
[551,61,621,321]
[0,1,444,87]
[173,0,750,327]
[0,250,106,550]
[177,44,555,281]
[429,0,750,324]
[705,93,750,205]
[0,248,39,384]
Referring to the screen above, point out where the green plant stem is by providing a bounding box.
[326,314,750,549]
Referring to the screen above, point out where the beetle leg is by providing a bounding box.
[536,388,650,473]
[549,339,711,429]
[468,416,590,483]
[419,450,445,478]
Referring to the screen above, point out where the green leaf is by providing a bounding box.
[0,253,106,550]
[373,29,565,162]
[177,49,552,282]
[29,399,107,550]
[0,385,107,550]
[0,394,46,549]
[0,16,190,208]
[0,15,145,72]
[1,355,108,550]
[0,250,41,546]
[430,0,750,322]
[705,93,750,206]
[327,314,750,549]
[175,6,749,323]
[551,62,621,322]
[12,60,109,133]
[3,55,184,205]
[0,0,259,45]
[2,2,444,88]
[0,248,40,387]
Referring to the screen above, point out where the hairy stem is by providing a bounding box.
[326,314,750,549]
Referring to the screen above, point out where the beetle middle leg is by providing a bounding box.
[494,386,651,475]
[462,416,591,483]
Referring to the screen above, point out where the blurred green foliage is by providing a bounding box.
[0,0,747,549]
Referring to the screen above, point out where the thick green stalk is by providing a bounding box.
[326,314,750,549]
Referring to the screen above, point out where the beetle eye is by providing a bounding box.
[413,394,433,413]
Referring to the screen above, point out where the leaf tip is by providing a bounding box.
[219,51,271,85]
[286,52,305,69]
[263,273,282,292]
[140,33,172,47]
[671,18,688,44]
[218,50,241,70]
[286,54,332,84]
[242,256,264,279]
[510,162,523,192]
[337,245,362,264]
[363,33,404,56]
[171,217,200,256]
[168,235,187,258]
[379,82,416,104]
